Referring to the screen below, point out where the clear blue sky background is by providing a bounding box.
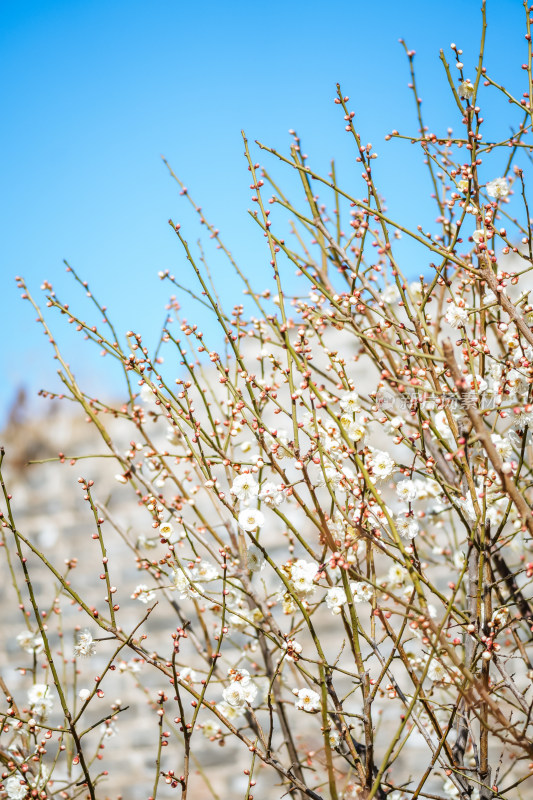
[1,0,527,425]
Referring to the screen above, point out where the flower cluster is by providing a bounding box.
[5,16,533,800]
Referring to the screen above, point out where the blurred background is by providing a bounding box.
[1,0,527,425]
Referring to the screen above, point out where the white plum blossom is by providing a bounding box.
[321,433,343,457]
[172,566,201,599]
[387,564,408,587]
[445,304,468,328]
[414,478,441,499]
[343,465,357,484]
[317,464,343,489]
[328,729,341,748]
[325,586,347,614]
[259,481,284,506]
[246,545,265,573]
[409,281,424,300]
[331,510,357,540]
[131,584,156,604]
[222,682,247,708]
[139,383,156,404]
[471,229,484,244]
[486,498,508,526]
[394,514,419,540]
[386,415,404,431]
[28,684,54,718]
[241,683,259,707]
[434,409,455,444]
[16,630,44,654]
[289,559,318,596]
[294,687,321,712]
[339,391,361,413]
[341,414,367,442]
[230,668,254,686]
[4,777,28,800]
[503,330,519,353]
[395,480,418,503]
[281,593,297,615]
[238,508,265,531]
[350,581,373,603]
[283,639,303,661]
[74,629,96,658]
[459,79,475,99]
[299,410,318,432]
[231,472,259,503]
[179,667,199,683]
[427,658,450,683]
[368,449,395,480]
[382,284,400,304]
[482,289,498,308]
[506,368,527,395]
[117,658,142,674]
[265,429,292,460]
[513,408,533,431]
[216,700,245,721]
[486,177,509,198]
[202,719,221,738]
[190,560,218,583]
[222,669,258,707]
[491,433,513,461]
[159,521,174,539]
[491,606,510,629]
[227,605,262,632]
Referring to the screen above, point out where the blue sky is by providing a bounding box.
[1,0,527,424]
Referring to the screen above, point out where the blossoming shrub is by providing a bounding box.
[3,9,533,800]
